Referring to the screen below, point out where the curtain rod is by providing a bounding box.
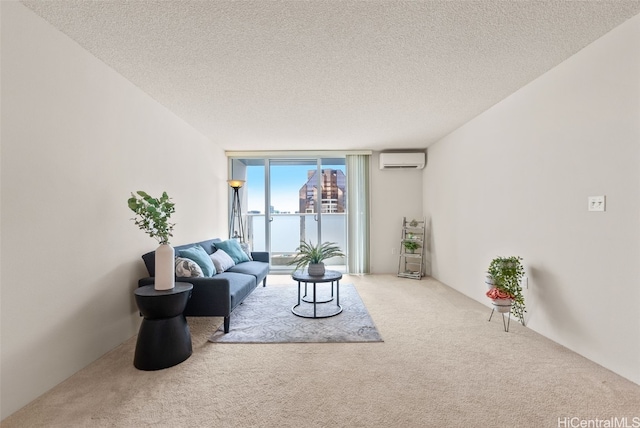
[225,150,373,158]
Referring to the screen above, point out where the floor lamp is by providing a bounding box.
[228,180,245,242]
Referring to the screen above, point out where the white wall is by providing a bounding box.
[0,2,228,419]
[370,152,424,274]
[424,15,640,383]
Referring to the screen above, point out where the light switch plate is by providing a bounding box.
[588,196,606,212]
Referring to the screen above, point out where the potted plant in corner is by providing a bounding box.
[486,256,526,325]
[288,240,345,276]
[128,191,176,290]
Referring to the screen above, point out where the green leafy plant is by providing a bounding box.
[127,191,175,245]
[288,240,345,272]
[486,256,526,325]
[403,240,421,252]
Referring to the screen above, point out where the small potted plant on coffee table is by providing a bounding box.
[288,240,345,276]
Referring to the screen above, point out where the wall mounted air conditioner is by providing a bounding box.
[379,152,425,169]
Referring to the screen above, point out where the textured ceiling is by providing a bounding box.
[21,1,640,151]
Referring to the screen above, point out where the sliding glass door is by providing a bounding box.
[230,157,346,272]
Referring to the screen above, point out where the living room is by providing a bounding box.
[2,1,639,425]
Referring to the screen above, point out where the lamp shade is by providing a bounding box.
[228,179,245,189]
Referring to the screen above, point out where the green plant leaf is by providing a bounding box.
[487,256,526,325]
[288,240,345,272]
[127,191,175,245]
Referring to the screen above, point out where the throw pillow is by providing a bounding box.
[209,249,236,273]
[215,239,250,264]
[239,242,253,261]
[175,257,204,278]
[179,245,216,277]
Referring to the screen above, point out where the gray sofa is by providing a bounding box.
[138,238,269,333]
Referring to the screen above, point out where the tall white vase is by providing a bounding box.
[155,243,175,290]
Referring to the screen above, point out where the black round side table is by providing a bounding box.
[134,282,193,371]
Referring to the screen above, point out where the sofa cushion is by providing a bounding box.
[195,239,218,255]
[141,239,229,276]
[179,245,216,277]
[209,249,236,273]
[226,260,269,284]
[214,272,257,309]
[175,257,204,278]
[215,239,250,264]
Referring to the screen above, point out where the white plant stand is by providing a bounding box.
[397,217,425,280]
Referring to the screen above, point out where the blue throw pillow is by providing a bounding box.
[179,245,216,277]
[215,239,250,264]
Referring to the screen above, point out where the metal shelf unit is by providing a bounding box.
[397,217,425,280]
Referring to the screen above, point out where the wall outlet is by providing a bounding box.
[391,248,396,255]
[588,195,606,212]
[521,276,528,289]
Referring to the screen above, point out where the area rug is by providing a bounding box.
[209,283,383,343]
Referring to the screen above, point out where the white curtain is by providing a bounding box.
[346,154,370,274]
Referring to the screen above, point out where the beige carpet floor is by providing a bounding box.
[3,274,640,428]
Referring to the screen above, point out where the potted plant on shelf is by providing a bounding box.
[288,240,345,276]
[485,256,526,325]
[403,240,421,254]
[128,191,176,290]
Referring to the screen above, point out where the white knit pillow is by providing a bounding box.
[209,249,236,273]
[239,242,253,261]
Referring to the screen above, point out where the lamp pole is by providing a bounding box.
[228,180,245,242]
